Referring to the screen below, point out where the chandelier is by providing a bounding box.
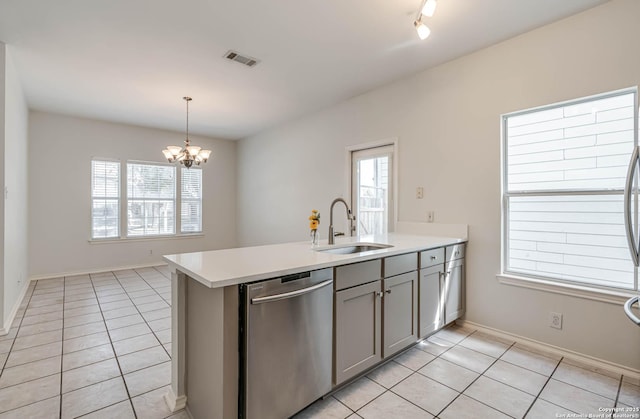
[162,97,212,168]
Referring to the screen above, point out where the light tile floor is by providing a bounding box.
[296,326,640,419]
[2,267,639,419]
[0,266,187,419]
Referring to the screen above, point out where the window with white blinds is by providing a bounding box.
[181,167,202,233]
[91,160,120,239]
[127,163,176,237]
[503,89,638,291]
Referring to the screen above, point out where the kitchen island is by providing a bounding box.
[163,233,466,418]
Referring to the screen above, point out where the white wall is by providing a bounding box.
[3,46,29,326]
[237,0,640,369]
[28,111,237,278]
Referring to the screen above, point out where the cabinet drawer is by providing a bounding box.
[335,259,382,291]
[420,248,445,268]
[446,244,465,261]
[383,253,417,278]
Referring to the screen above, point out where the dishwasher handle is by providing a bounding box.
[624,296,640,326]
[251,279,333,305]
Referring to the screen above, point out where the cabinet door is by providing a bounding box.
[444,258,465,325]
[382,272,418,358]
[335,280,382,385]
[419,265,444,338]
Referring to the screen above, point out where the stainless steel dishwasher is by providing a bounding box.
[239,268,333,419]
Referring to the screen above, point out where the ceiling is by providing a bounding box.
[0,0,608,140]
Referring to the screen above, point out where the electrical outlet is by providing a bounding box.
[427,211,435,223]
[416,187,424,199]
[549,312,563,329]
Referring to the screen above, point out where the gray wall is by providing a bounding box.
[28,111,238,278]
[237,0,640,369]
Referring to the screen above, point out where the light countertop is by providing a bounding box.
[163,233,466,288]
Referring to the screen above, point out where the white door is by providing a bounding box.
[351,145,394,236]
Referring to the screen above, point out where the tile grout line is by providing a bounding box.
[88,271,139,419]
[614,375,623,408]
[520,355,564,418]
[112,269,172,398]
[125,268,172,357]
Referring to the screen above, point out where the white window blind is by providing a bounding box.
[91,160,120,239]
[127,163,176,237]
[504,90,638,291]
[181,167,202,233]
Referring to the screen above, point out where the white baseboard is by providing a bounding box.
[164,388,187,412]
[1,279,31,335]
[29,262,168,282]
[457,319,640,380]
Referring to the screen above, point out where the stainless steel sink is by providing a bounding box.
[315,243,393,254]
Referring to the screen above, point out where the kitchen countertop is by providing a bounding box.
[163,233,466,288]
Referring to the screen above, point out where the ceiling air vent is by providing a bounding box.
[224,50,259,68]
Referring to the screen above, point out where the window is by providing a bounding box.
[127,163,176,237]
[91,160,120,239]
[91,160,203,239]
[502,89,638,291]
[351,145,394,236]
[181,167,202,233]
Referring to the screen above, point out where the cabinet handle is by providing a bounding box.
[385,289,392,294]
[377,291,384,298]
[430,255,437,260]
[454,251,460,256]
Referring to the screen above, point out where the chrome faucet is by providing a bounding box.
[328,198,356,245]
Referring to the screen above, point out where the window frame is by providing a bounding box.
[89,159,204,242]
[500,87,639,296]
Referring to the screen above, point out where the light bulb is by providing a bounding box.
[167,146,182,157]
[199,149,212,162]
[415,20,431,40]
[421,0,437,17]
[162,149,175,162]
[186,145,201,156]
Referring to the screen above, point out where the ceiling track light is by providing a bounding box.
[414,19,431,40]
[414,0,437,40]
[421,0,437,18]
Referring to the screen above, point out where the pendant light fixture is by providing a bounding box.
[162,97,212,168]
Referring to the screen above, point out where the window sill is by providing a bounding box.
[89,234,204,244]
[497,273,636,305]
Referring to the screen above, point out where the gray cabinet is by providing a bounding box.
[334,280,382,385]
[334,254,418,385]
[419,264,443,338]
[444,251,465,324]
[334,259,382,385]
[419,244,465,334]
[382,271,418,358]
[333,245,464,386]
